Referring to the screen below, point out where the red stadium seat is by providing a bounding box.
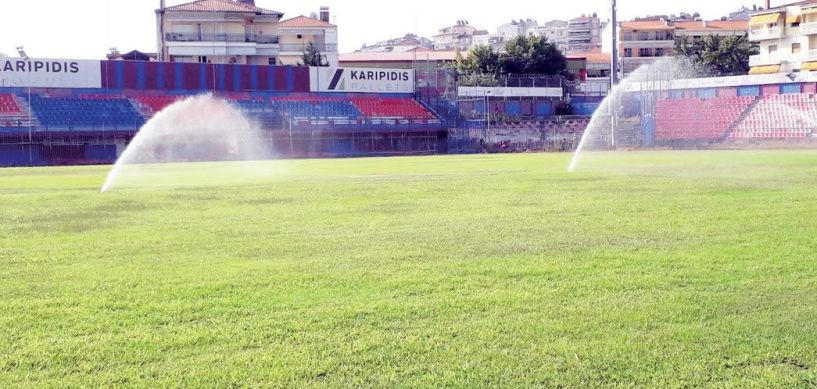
[655,96,755,141]
[730,94,817,139]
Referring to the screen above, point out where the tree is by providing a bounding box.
[455,45,500,76]
[297,42,329,67]
[499,35,567,76]
[674,34,758,76]
[452,36,569,85]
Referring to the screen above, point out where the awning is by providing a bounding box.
[802,62,817,71]
[787,15,802,24]
[749,64,781,75]
[749,13,782,26]
[802,7,817,15]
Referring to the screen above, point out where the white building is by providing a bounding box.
[471,32,505,52]
[497,19,540,41]
[568,14,605,52]
[534,20,569,51]
[157,0,283,65]
[432,21,485,51]
[278,12,339,66]
[748,1,817,75]
[156,0,338,66]
[358,34,433,53]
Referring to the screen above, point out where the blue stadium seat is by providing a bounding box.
[30,95,145,130]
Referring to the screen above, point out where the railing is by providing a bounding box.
[749,54,781,66]
[278,44,338,52]
[288,117,444,131]
[749,27,782,40]
[801,22,817,35]
[165,33,280,44]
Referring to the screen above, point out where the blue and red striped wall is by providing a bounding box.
[99,61,310,93]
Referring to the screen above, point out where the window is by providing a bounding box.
[639,48,653,57]
[793,43,802,54]
[656,48,665,57]
[769,45,778,54]
[624,48,633,57]
[623,32,633,41]
[638,31,650,41]
[297,34,303,39]
[268,57,277,65]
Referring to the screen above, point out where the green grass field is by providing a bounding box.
[2,151,817,387]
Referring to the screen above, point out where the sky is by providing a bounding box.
[0,0,771,60]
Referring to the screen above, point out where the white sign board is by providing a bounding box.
[624,72,817,92]
[310,67,415,94]
[458,86,563,98]
[0,58,101,88]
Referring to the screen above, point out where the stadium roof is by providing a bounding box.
[162,0,283,16]
[339,49,460,63]
[279,16,335,28]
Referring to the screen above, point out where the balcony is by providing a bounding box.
[749,54,781,66]
[621,39,675,49]
[165,33,279,44]
[749,27,782,41]
[279,44,338,53]
[801,22,817,35]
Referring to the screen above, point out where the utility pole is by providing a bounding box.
[610,0,619,149]
[611,0,619,86]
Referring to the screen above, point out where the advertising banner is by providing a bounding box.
[0,58,102,88]
[310,67,415,93]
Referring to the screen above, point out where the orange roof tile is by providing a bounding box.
[566,52,612,64]
[163,0,282,15]
[278,15,335,28]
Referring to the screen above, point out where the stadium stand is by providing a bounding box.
[351,97,435,119]
[0,94,22,114]
[730,94,817,139]
[29,94,145,130]
[0,93,35,132]
[17,91,442,133]
[271,96,361,119]
[132,95,185,116]
[655,96,755,141]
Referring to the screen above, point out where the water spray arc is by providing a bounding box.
[101,94,271,192]
[567,0,621,173]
